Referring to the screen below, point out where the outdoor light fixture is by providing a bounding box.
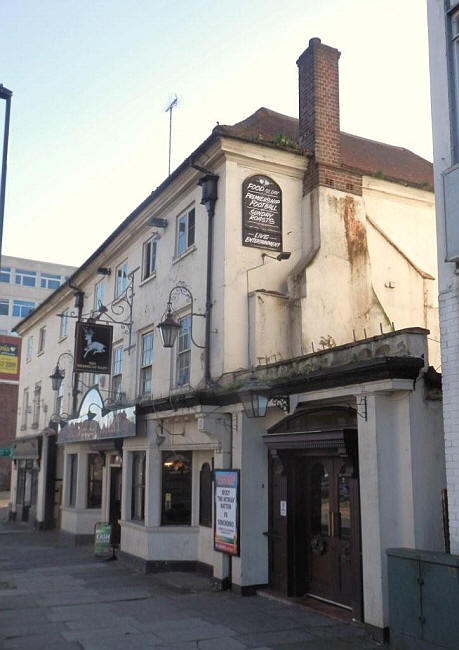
[157,284,206,350]
[238,373,271,418]
[50,364,65,392]
[49,351,74,392]
[157,306,182,348]
[86,403,111,420]
[262,251,291,262]
[198,174,219,218]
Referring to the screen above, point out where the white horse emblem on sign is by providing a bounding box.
[83,327,106,359]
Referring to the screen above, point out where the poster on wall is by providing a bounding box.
[0,336,20,380]
[74,322,113,373]
[242,174,282,251]
[214,469,240,556]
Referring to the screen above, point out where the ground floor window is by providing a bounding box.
[87,454,103,508]
[68,454,78,507]
[161,451,192,526]
[131,451,146,521]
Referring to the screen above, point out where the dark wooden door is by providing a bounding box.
[267,452,289,593]
[299,456,357,608]
[109,467,122,545]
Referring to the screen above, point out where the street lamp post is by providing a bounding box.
[0,85,12,263]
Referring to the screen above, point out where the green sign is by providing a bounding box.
[0,448,11,457]
[94,522,112,557]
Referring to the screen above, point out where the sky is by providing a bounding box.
[0,0,433,267]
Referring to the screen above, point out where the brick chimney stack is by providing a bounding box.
[297,37,341,166]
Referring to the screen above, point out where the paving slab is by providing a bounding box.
[0,524,383,649]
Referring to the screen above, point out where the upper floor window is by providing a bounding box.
[140,332,153,396]
[94,279,105,310]
[0,299,8,316]
[176,207,195,257]
[32,383,41,428]
[40,272,61,290]
[59,310,69,339]
[142,237,157,280]
[26,336,33,359]
[0,267,10,283]
[450,7,459,161]
[55,379,64,415]
[12,300,35,318]
[112,345,123,400]
[115,261,128,298]
[176,314,191,386]
[21,388,29,429]
[15,268,36,287]
[38,326,46,353]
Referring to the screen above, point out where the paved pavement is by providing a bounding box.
[0,508,383,649]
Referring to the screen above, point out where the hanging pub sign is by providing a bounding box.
[74,322,113,374]
[242,174,282,251]
[214,469,240,556]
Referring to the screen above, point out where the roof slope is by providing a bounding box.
[217,107,433,188]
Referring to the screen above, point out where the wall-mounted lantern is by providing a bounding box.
[237,373,271,418]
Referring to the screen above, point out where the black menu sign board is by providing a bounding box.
[242,175,282,251]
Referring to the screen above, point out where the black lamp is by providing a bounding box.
[157,307,182,348]
[50,364,65,392]
[199,174,218,218]
[238,373,271,418]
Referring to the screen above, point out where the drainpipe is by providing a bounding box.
[195,168,218,386]
[68,281,84,417]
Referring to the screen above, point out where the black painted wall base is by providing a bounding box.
[365,623,389,645]
[231,583,268,596]
[118,551,213,576]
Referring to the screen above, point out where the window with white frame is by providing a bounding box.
[131,451,146,521]
[0,267,10,283]
[40,272,61,290]
[68,454,78,507]
[59,310,69,339]
[176,314,191,386]
[176,207,195,257]
[140,332,153,396]
[450,5,459,162]
[15,268,36,287]
[55,380,64,415]
[21,388,29,429]
[87,454,103,508]
[115,261,128,298]
[112,345,123,400]
[12,300,35,318]
[94,279,105,310]
[38,326,46,353]
[26,336,33,360]
[142,236,157,280]
[32,383,41,428]
[0,298,8,316]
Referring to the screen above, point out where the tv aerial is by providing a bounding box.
[165,94,179,177]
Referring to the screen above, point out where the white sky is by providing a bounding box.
[0,0,432,267]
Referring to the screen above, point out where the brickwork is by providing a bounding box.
[0,382,17,488]
[439,286,459,552]
[297,37,363,197]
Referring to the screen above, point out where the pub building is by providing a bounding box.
[10,37,445,640]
